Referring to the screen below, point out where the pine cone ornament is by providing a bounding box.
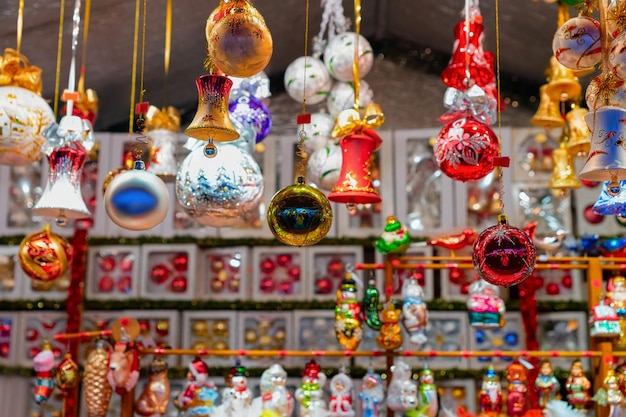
[84,340,113,417]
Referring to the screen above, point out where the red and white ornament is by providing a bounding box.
[552,16,602,71]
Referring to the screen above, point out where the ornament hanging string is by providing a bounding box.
[128,0,149,135]
[54,0,67,118]
[16,0,24,54]
[77,0,91,97]
[352,0,361,111]
[64,0,83,117]
[296,0,311,178]
[162,0,172,107]
[599,0,610,75]
[494,0,507,215]
[463,0,471,86]
[313,0,349,56]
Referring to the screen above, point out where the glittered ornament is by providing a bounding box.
[206,0,273,78]
[376,302,403,350]
[387,359,418,413]
[306,142,343,192]
[84,340,113,417]
[284,56,333,105]
[552,16,602,71]
[593,180,626,215]
[610,32,626,80]
[300,112,335,154]
[33,343,55,404]
[56,353,79,392]
[0,84,55,166]
[327,80,374,118]
[323,31,374,82]
[176,137,264,228]
[472,214,536,287]
[135,357,170,417]
[229,71,271,102]
[267,176,333,246]
[435,117,500,182]
[585,71,626,110]
[104,160,170,230]
[18,224,71,282]
[467,279,505,328]
[229,95,272,143]
[335,272,363,350]
[608,0,626,38]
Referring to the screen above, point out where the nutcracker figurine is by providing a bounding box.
[479,366,502,417]
[506,361,528,417]
[565,359,591,413]
[535,359,560,409]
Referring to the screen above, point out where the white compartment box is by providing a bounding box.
[537,311,589,370]
[18,311,67,367]
[293,310,343,368]
[468,311,525,370]
[181,310,238,367]
[0,245,23,300]
[0,312,20,366]
[307,245,363,301]
[86,245,141,300]
[236,311,293,368]
[139,244,198,300]
[375,245,435,301]
[197,246,251,301]
[251,246,307,302]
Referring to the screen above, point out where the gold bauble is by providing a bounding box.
[192,321,210,337]
[212,340,228,351]
[452,388,466,400]
[18,224,71,283]
[206,0,273,77]
[156,319,170,335]
[267,176,333,246]
[244,329,258,344]
[259,334,272,347]
[192,341,208,351]
[212,320,229,337]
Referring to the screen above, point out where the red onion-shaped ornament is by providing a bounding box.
[435,117,500,182]
[472,214,536,287]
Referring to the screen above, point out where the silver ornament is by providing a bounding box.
[284,56,333,105]
[323,32,374,82]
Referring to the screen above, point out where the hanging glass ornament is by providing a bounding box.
[267,176,333,246]
[585,71,626,110]
[466,279,506,328]
[206,0,273,78]
[135,358,170,417]
[176,133,263,228]
[327,80,374,118]
[328,371,356,417]
[284,56,333,105]
[362,277,382,330]
[552,15,602,71]
[401,276,428,346]
[33,342,56,405]
[84,340,113,417]
[56,353,79,392]
[306,142,343,192]
[592,179,626,215]
[18,224,72,283]
[229,95,272,143]
[359,370,385,417]
[323,32,374,82]
[387,359,418,413]
[143,105,181,182]
[260,363,294,417]
[104,159,170,231]
[473,214,536,287]
[435,117,500,182]
[375,215,412,255]
[335,270,363,350]
[300,112,335,154]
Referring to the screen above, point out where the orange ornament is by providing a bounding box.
[18,224,71,282]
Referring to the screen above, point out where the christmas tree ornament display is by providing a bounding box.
[18,224,72,283]
[435,117,500,182]
[104,160,170,231]
[552,16,602,71]
[375,215,411,255]
[284,56,333,105]
[175,357,220,416]
[479,366,503,417]
[506,361,528,417]
[295,360,327,417]
[401,276,428,346]
[0,49,55,166]
[472,214,536,287]
[229,95,272,143]
[328,371,356,417]
[323,32,374,82]
[359,370,385,417]
[376,302,403,350]
[386,359,418,413]
[334,271,363,350]
[306,142,343,192]
[185,74,240,144]
[33,343,55,405]
[466,279,505,328]
[135,357,170,417]
[260,363,294,417]
[206,0,273,78]
[84,340,114,417]
[579,106,626,181]
[176,135,264,228]
[267,176,333,246]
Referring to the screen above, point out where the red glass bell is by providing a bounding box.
[328,129,382,205]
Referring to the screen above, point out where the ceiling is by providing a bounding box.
[0,0,565,132]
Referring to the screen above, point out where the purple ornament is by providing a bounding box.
[229,95,272,143]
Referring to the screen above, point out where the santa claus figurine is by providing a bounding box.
[329,372,355,417]
[479,366,502,417]
[175,357,219,417]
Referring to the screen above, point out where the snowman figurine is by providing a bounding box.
[295,360,328,417]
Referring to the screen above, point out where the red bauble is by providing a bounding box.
[546,283,560,295]
[98,276,115,292]
[259,276,276,293]
[173,253,189,272]
[288,266,301,281]
[472,215,536,287]
[0,342,9,358]
[117,276,132,293]
[98,256,116,272]
[315,277,333,294]
[448,267,464,285]
[562,274,573,289]
[276,254,292,267]
[581,179,600,188]
[119,254,134,272]
[170,275,188,293]
[25,327,39,342]
[583,205,604,224]
[139,320,151,334]
[151,264,171,284]
[460,282,471,294]
[435,117,500,182]
[327,258,345,278]
[260,259,275,274]
[278,280,294,294]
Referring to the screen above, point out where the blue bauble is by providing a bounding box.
[504,332,518,346]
